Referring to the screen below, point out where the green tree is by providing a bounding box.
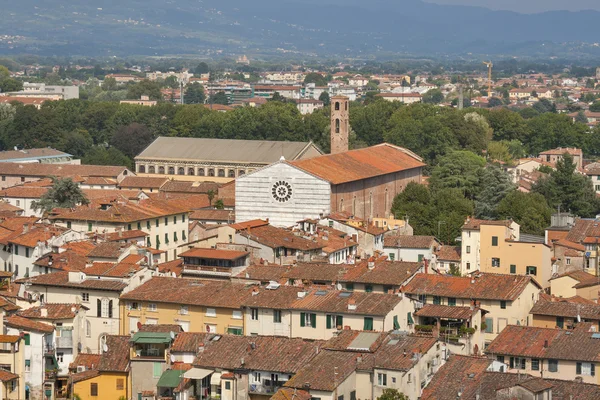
[110,123,154,158]
[422,89,444,104]
[304,73,328,87]
[184,83,205,105]
[496,191,552,235]
[207,190,216,207]
[429,150,486,199]
[60,130,93,158]
[590,102,600,112]
[575,111,588,124]
[487,97,503,108]
[391,182,434,236]
[82,146,132,169]
[209,91,229,105]
[126,80,162,100]
[164,75,179,89]
[487,141,513,163]
[474,165,515,219]
[101,77,118,91]
[377,389,408,400]
[214,199,225,209]
[532,98,556,114]
[318,91,330,106]
[533,153,600,217]
[195,62,210,75]
[32,177,89,214]
[269,92,287,103]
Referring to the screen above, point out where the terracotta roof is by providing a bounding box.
[139,324,183,333]
[363,334,437,371]
[18,303,85,320]
[284,350,358,391]
[383,235,437,249]
[0,201,22,213]
[243,285,305,309]
[271,388,312,400]
[0,369,18,382]
[0,216,39,231]
[0,97,52,107]
[103,230,149,241]
[402,273,540,301]
[98,335,130,372]
[69,353,102,371]
[290,144,424,185]
[530,296,600,320]
[338,260,422,286]
[325,212,387,235]
[171,332,208,353]
[551,270,600,289]
[33,250,88,272]
[62,241,96,256]
[87,242,127,259]
[156,259,184,277]
[71,370,100,383]
[0,162,129,178]
[0,186,48,199]
[553,239,585,251]
[0,296,20,312]
[20,271,127,291]
[436,245,461,262]
[193,335,323,374]
[179,248,249,261]
[539,147,583,156]
[121,278,253,308]
[238,225,323,251]
[235,264,287,282]
[229,219,269,230]
[462,218,511,230]
[565,219,596,243]
[84,260,144,278]
[5,315,54,333]
[160,180,221,194]
[414,304,479,320]
[8,224,68,248]
[118,176,168,189]
[0,335,20,343]
[290,289,401,316]
[189,209,233,222]
[322,330,387,353]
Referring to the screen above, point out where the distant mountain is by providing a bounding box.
[3,0,600,58]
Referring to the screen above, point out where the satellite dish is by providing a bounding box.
[170,331,175,340]
[336,283,342,290]
[577,314,581,322]
[170,354,175,363]
[103,343,108,353]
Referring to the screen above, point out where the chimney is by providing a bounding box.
[367,260,375,270]
[23,224,29,234]
[330,95,350,154]
[198,344,204,353]
[348,298,357,311]
[297,291,306,298]
[252,287,259,296]
[544,339,548,348]
[40,308,48,318]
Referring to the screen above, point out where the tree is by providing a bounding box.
[110,123,154,158]
[318,91,330,106]
[32,177,89,214]
[429,150,486,200]
[101,77,118,91]
[487,97,503,108]
[209,91,229,105]
[82,147,132,169]
[422,89,444,104]
[207,190,216,207]
[533,153,600,217]
[126,80,162,100]
[575,111,588,124]
[377,389,408,400]
[496,191,552,235]
[184,83,205,104]
[214,199,225,209]
[164,75,179,89]
[269,92,287,103]
[474,165,515,219]
[590,102,600,112]
[532,98,556,114]
[303,73,328,87]
[195,62,210,75]
[487,141,512,163]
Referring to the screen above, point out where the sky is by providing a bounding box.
[426,0,600,13]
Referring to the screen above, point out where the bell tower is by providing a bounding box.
[330,95,349,154]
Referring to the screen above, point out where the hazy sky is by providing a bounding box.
[426,0,600,13]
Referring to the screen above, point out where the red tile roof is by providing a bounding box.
[414,304,479,320]
[5,315,54,333]
[171,332,208,353]
[284,350,358,391]
[290,144,424,185]
[402,273,540,301]
[238,225,323,251]
[0,335,20,343]
[98,335,130,372]
[103,230,149,241]
[189,209,233,222]
[0,162,129,178]
[530,295,600,320]
[69,353,102,371]
[0,186,48,199]
[18,303,85,320]
[551,270,600,289]
[179,248,249,261]
[71,370,100,383]
[462,218,512,230]
[21,271,127,292]
[436,245,461,262]
[8,224,68,248]
[383,235,438,249]
[118,176,168,189]
[156,259,184,277]
[291,289,401,316]
[539,147,583,156]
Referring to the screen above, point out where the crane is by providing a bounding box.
[483,61,493,97]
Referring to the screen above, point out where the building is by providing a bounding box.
[0,97,55,109]
[293,98,324,114]
[375,93,422,103]
[435,245,461,274]
[402,273,541,344]
[9,82,79,100]
[330,96,349,154]
[0,148,77,165]
[538,147,583,170]
[120,95,158,106]
[235,144,424,227]
[383,235,440,264]
[529,293,600,330]
[135,137,322,183]
[549,270,600,301]
[0,333,25,400]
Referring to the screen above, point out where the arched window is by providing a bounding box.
[208,169,215,177]
[188,168,195,176]
[228,170,236,178]
[138,165,146,173]
[149,166,156,174]
[345,101,348,111]
[335,102,340,110]
[340,198,344,211]
[86,320,92,337]
[178,167,185,175]
[99,335,107,352]
[198,169,205,176]
[158,166,165,174]
[335,119,340,133]
[238,170,245,176]
[168,167,175,175]
[218,169,225,177]
[99,298,113,318]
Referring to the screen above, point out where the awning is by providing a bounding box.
[210,371,222,385]
[157,369,185,388]
[131,332,172,344]
[183,368,213,380]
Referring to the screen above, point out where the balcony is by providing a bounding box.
[44,345,55,355]
[249,383,283,395]
[45,369,58,381]
[56,336,73,349]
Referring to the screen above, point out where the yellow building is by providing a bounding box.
[72,336,131,400]
[119,278,251,335]
[0,335,24,400]
[549,270,600,300]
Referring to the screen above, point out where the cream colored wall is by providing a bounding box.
[290,311,385,340]
[577,284,600,302]
[244,308,291,337]
[500,357,596,385]
[550,276,578,298]
[0,339,25,400]
[461,229,480,274]
[355,371,372,400]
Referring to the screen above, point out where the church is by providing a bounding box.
[235,96,425,227]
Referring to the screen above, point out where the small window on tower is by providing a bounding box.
[335,119,340,133]
[335,102,340,110]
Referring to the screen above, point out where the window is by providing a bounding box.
[13,246,18,256]
[86,320,91,337]
[24,334,30,346]
[492,258,500,268]
[82,292,89,302]
[566,258,571,265]
[510,264,516,274]
[67,221,72,229]
[57,352,64,363]
[338,396,343,400]
[218,169,225,177]
[346,283,354,291]
[500,300,507,309]
[156,219,159,227]
[418,254,424,262]
[576,362,595,376]
[180,305,188,315]
[116,379,124,391]
[208,169,215,177]
[389,253,395,261]
[526,266,537,276]
[148,303,157,312]
[239,170,245,176]
[365,284,373,293]
[178,167,185,175]
[198,168,205,176]
[466,245,471,254]
[327,315,343,329]
[466,262,471,270]
[228,170,235,178]
[165,233,169,244]
[25,248,29,258]
[88,222,93,232]
[418,294,426,304]
[548,359,559,372]
[25,359,30,372]
[363,317,374,331]
[448,298,456,306]
[509,357,526,370]
[232,310,242,319]
[433,296,441,305]
[168,167,175,175]
[251,308,259,320]
[173,215,177,224]
[531,359,540,371]
[273,309,282,323]
[188,168,195,175]
[485,318,493,333]
[129,302,139,310]
[228,327,243,335]
[556,316,564,329]
[146,220,151,229]
[90,383,98,396]
[492,236,498,246]
[300,312,316,328]
[182,214,186,222]
[206,307,216,317]
[377,373,387,386]
[225,382,231,390]
[164,217,168,226]
[497,356,505,363]
[138,166,146,173]
[350,391,356,400]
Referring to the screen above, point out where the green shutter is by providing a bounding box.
[24,334,30,346]
[407,312,414,325]
[346,283,354,291]
[300,313,306,327]
[365,285,373,293]
[577,362,582,375]
[418,254,424,262]
[336,315,343,328]
[364,317,374,331]
[310,313,317,328]
[510,264,516,274]
[153,362,162,378]
[393,315,400,330]
[326,315,332,329]
[556,317,564,329]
